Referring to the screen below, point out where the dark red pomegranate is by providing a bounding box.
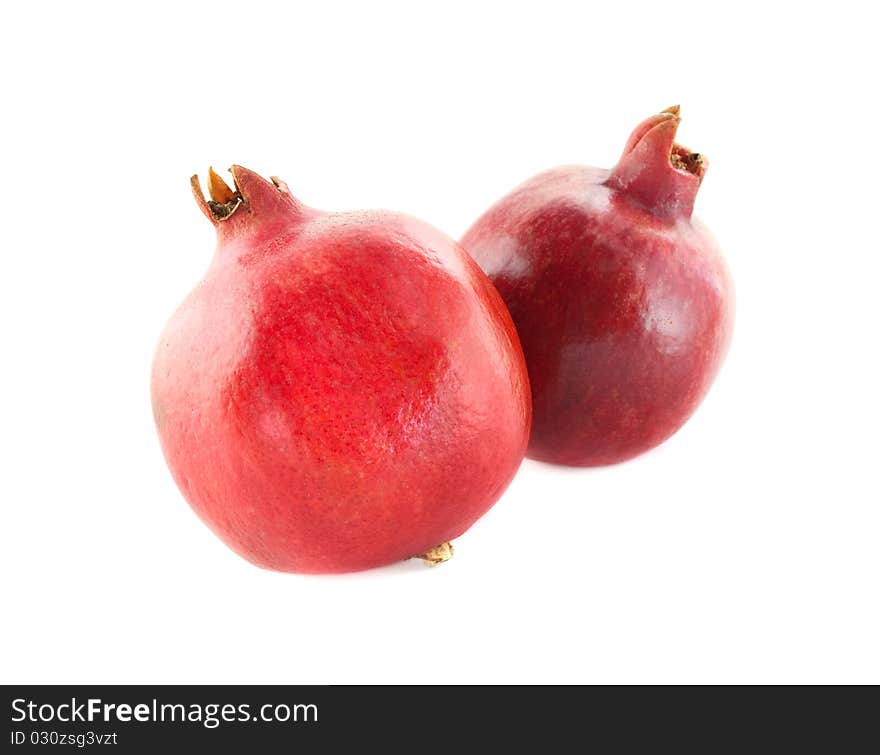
[461,107,734,466]
[152,166,530,573]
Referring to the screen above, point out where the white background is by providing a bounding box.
[2,1,877,684]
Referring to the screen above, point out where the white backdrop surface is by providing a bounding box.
[1,1,877,683]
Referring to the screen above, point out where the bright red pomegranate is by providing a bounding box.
[461,106,734,466]
[152,166,530,573]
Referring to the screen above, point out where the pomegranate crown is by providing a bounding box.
[190,165,304,232]
[605,105,708,220]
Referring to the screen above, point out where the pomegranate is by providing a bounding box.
[461,106,734,466]
[152,166,530,573]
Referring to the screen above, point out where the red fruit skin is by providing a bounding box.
[152,167,530,573]
[461,110,734,466]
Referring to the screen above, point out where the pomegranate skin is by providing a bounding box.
[461,108,734,466]
[152,166,530,573]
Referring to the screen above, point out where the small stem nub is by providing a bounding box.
[417,542,454,566]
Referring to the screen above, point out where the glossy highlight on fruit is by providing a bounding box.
[461,107,734,466]
[152,166,531,573]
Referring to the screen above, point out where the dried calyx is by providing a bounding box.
[661,106,704,177]
[191,167,296,225]
[605,105,708,219]
[670,148,704,175]
[191,167,243,221]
